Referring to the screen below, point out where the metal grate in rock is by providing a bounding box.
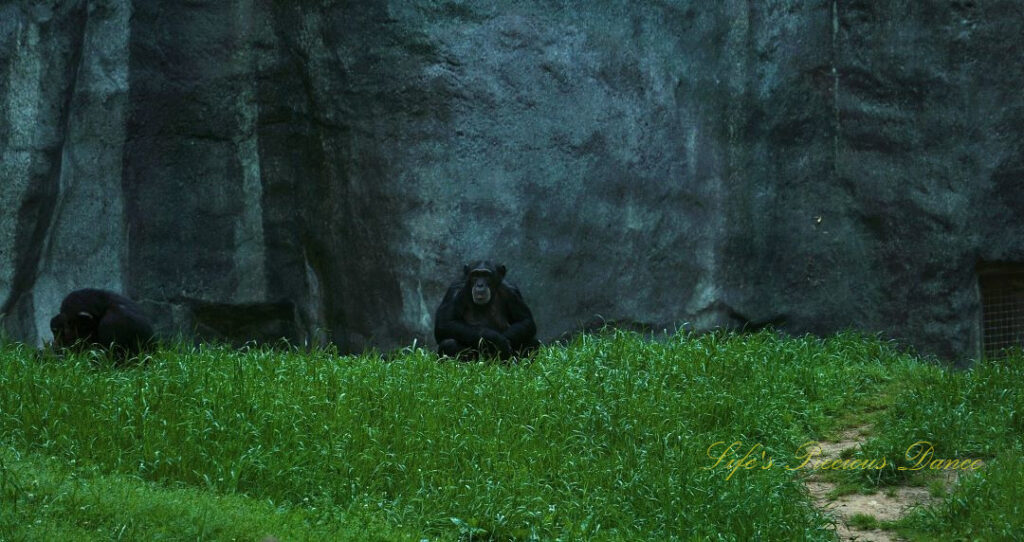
[980,267,1024,358]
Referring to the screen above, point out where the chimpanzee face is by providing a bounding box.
[470,272,493,305]
[49,314,68,346]
[463,261,507,306]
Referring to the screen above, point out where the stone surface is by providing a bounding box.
[2,1,1023,363]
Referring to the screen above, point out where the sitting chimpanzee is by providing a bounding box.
[50,289,155,358]
[434,261,539,360]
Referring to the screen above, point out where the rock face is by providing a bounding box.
[2,1,1022,364]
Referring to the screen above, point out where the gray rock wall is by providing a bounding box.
[2,0,1022,364]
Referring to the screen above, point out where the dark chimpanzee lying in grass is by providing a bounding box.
[434,261,539,361]
[50,288,155,359]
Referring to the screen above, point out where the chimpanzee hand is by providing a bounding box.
[480,328,512,356]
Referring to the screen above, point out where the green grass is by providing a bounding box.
[0,330,1020,540]
[847,513,880,530]
[847,350,1024,540]
[0,448,413,541]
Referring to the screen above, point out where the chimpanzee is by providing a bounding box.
[434,261,539,360]
[50,289,155,357]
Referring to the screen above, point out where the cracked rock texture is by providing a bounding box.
[2,1,1022,363]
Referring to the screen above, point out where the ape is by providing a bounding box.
[434,261,539,360]
[50,289,155,357]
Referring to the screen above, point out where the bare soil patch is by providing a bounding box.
[803,426,959,542]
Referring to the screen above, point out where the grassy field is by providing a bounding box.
[0,330,1020,540]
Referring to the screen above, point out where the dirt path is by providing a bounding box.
[803,426,954,542]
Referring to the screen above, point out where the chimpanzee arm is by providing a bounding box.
[502,285,537,347]
[434,282,485,345]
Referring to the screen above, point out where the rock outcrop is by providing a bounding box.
[2,1,1023,364]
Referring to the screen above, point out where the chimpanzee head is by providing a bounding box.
[463,260,507,306]
[50,310,98,348]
